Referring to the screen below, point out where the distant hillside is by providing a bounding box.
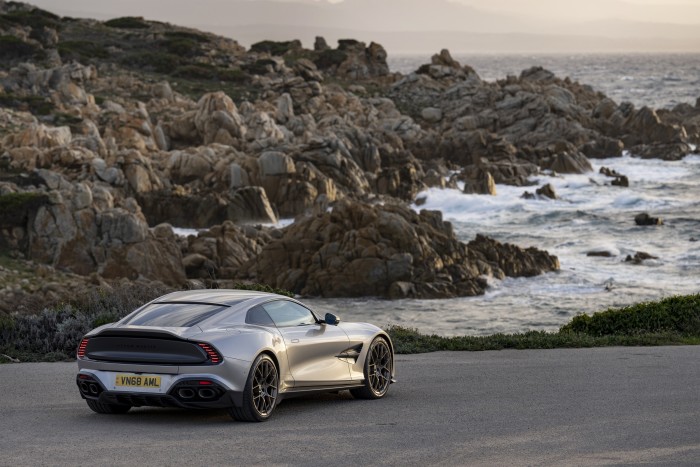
[26,0,700,53]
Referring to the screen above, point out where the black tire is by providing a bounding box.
[229,353,279,422]
[86,399,131,414]
[351,337,393,400]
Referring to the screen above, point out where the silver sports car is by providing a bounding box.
[76,290,395,421]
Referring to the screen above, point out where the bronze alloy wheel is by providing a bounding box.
[252,357,278,416]
[367,338,392,396]
[351,337,393,400]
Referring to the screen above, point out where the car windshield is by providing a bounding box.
[122,302,229,327]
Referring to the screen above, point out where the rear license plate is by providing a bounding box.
[115,374,161,389]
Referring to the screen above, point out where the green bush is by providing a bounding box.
[0,283,293,361]
[172,64,248,82]
[250,40,301,56]
[244,59,278,75]
[162,38,202,57]
[0,93,54,115]
[57,40,109,60]
[104,16,150,29]
[0,36,44,61]
[121,51,182,73]
[0,8,60,30]
[171,63,215,79]
[164,31,210,43]
[216,67,248,83]
[561,294,700,337]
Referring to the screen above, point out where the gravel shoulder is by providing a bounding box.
[1,347,699,466]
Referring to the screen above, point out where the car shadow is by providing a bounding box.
[72,390,359,425]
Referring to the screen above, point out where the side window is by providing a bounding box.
[245,305,275,327]
[262,301,317,327]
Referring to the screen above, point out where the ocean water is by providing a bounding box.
[307,154,700,335]
[306,53,700,335]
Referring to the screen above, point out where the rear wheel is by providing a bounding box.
[351,337,393,400]
[229,353,279,422]
[85,399,131,414]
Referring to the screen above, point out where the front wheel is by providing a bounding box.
[229,353,279,422]
[351,337,393,400]
[86,399,131,414]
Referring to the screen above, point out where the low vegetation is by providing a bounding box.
[104,16,150,29]
[389,294,700,353]
[1,292,698,363]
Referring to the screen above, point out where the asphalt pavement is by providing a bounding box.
[1,346,699,466]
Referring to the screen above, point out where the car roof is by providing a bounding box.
[153,289,285,307]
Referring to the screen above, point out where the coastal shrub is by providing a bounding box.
[561,294,700,337]
[0,8,61,30]
[57,40,109,60]
[0,36,44,61]
[0,93,54,115]
[172,63,216,80]
[121,51,182,73]
[172,64,247,83]
[244,59,278,75]
[250,40,301,56]
[162,38,202,57]
[164,31,210,43]
[104,16,150,29]
[216,68,248,83]
[0,283,293,361]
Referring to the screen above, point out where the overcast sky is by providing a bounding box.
[27,0,700,53]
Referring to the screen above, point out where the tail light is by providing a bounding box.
[197,343,222,364]
[77,338,89,359]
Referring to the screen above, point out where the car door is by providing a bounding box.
[261,300,352,388]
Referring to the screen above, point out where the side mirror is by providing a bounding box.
[324,313,340,326]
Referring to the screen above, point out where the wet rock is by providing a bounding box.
[635,213,663,226]
[535,183,557,200]
[462,167,496,195]
[548,151,593,174]
[600,166,629,187]
[587,251,614,257]
[611,175,629,187]
[625,251,658,264]
[467,234,560,278]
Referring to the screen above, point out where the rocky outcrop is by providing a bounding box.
[0,5,690,302]
[247,200,559,299]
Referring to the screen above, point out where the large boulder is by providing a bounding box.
[249,200,558,299]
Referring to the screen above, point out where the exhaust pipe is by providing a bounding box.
[80,382,90,393]
[89,384,99,395]
[198,388,216,399]
[177,388,195,399]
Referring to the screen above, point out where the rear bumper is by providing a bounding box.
[76,372,243,408]
[92,389,243,409]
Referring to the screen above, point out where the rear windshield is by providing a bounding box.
[122,302,228,327]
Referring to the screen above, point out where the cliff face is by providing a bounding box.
[0,3,696,311]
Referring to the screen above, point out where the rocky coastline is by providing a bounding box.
[1,2,698,314]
